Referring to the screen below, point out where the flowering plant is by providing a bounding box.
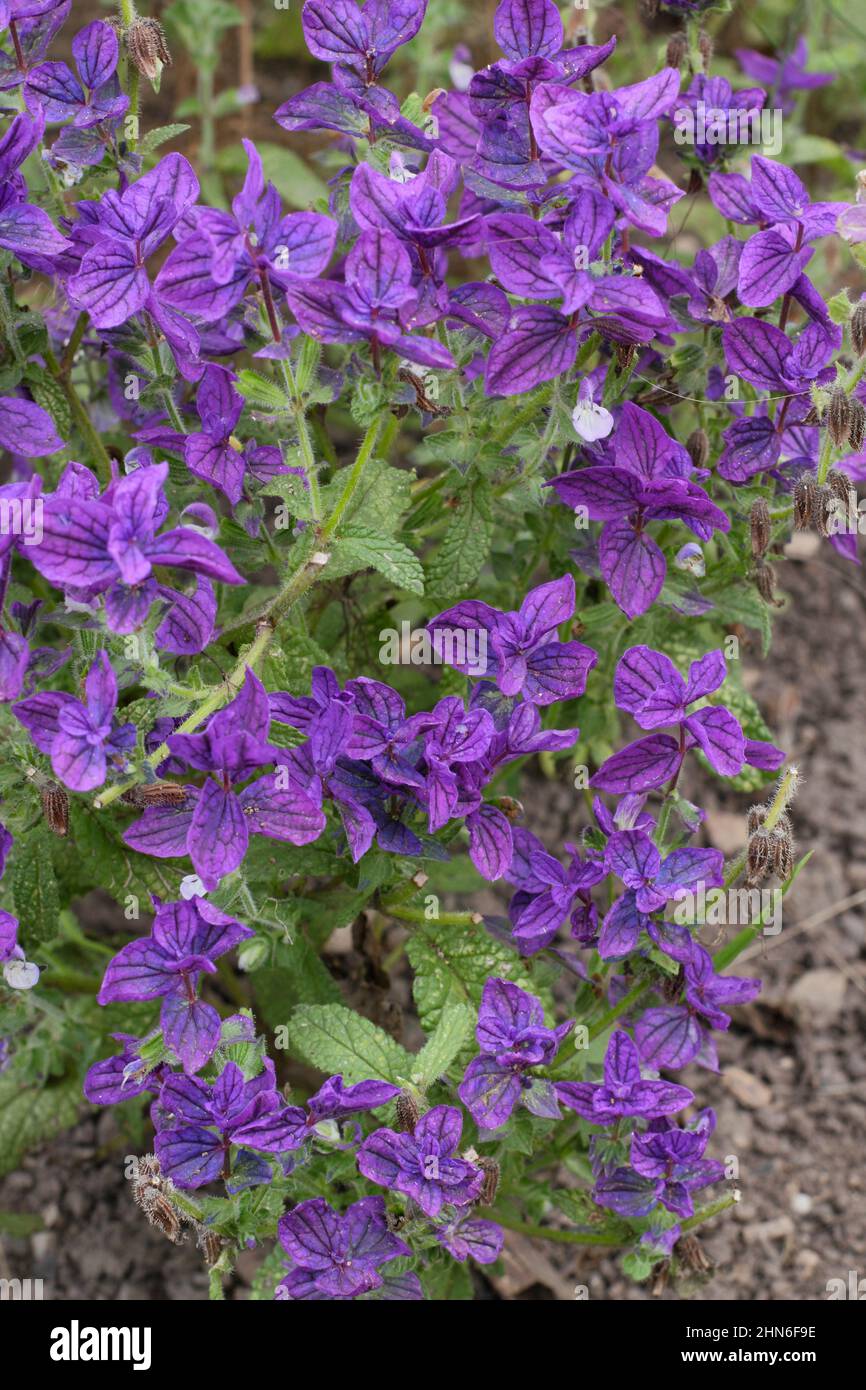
[0,0,856,1300]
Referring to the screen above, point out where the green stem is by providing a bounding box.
[489,384,554,453]
[278,357,322,521]
[486,1209,623,1246]
[381,903,482,928]
[149,348,186,434]
[587,980,651,1041]
[320,416,385,540]
[44,347,113,485]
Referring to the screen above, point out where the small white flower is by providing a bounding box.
[179,874,207,900]
[572,383,613,442]
[674,542,706,578]
[4,958,40,990]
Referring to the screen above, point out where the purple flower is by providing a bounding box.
[14,651,135,791]
[26,20,127,130]
[305,1074,401,1127]
[598,828,723,961]
[301,0,427,81]
[0,109,71,267]
[97,898,254,1073]
[591,645,785,792]
[124,669,326,888]
[735,37,832,116]
[428,575,597,704]
[83,1031,170,1107]
[156,139,337,334]
[154,1061,306,1187]
[550,403,730,618]
[0,397,64,456]
[67,154,200,329]
[674,74,766,165]
[0,3,70,94]
[185,364,287,505]
[595,1110,724,1219]
[506,830,606,952]
[286,226,455,371]
[357,1104,483,1217]
[458,978,573,1128]
[435,1212,504,1265]
[555,1030,694,1124]
[28,461,244,635]
[636,945,763,1071]
[276,1195,412,1300]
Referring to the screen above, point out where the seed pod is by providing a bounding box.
[476,1157,501,1207]
[665,33,688,67]
[395,1091,419,1135]
[121,781,187,807]
[197,1228,223,1267]
[749,498,771,557]
[827,468,853,511]
[848,399,866,452]
[698,31,714,70]
[747,804,767,835]
[801,404,820,426]
[827,386,852,448]
[126,17,172,83]
[773,811,793,839]
[140,1189,185,1243]
[753,559,778,605]
[677,1233,713,1275]
[614,342,636,372]
[815,486,838,538]
[746,828,772,885]
[40,782,69,837]
[686,428,710,469]
[851,301,866,357]
[793,477,817,529]
[770,829,794,879]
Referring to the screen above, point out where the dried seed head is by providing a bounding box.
[827,468,853,511]
[698,31,714,70]
[140,1189,185,1243]
[495,796,524,822]
[753,558,779,606]
[749,498,771,557]
[746,827,772,885]
[793,477,817,529]
[475,1157,501,1207]
[770,828,794,879]
[848,399,866,453]
[747,804,767,835]
[40,782,69,837]
[121,781,187,807]
[815,486,839,538]
[677,1233,713,1275]
[665,33,688,68]
[395,1091,419,1135]
[686,428,710,470]
[197,1227,223,1267]
[126,18,172,83]
[801,404,820,426]
[614,342,636,372]
[851,300,866,357]
[827,386,852,448]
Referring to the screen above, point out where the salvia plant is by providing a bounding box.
[0,0,859,1301]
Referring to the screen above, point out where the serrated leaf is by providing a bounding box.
[413,994,475,1088]
[420,1256,474,1300]
[65,802,177,903]
[25,369,71,442]
[252,939,343,1027]
[11,826,60,947]
[405,920,525,1035]
[286,1004,412,1084]
[0,1077,80,1177]
[140,122,190,153]
[425,480,493,602]
[329,525,425,595]
[235,369,288,412]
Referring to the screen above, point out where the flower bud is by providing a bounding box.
[827,386,852,448]
[686,428,710,469]
[749,498,771,557]
[851,300,866,357]
[844,401,865,457]
[126,17,172,85]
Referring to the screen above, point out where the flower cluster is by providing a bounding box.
[0,0,850,1300]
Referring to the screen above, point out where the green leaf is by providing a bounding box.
[286,1004,413,1084]
[234,369,288,413]
[257,142,328,208]
[413,994,475,1088]
[0,1077,80,1177]
[329,525,425,595]
[11,826,61,947]
[406,920,525,1035]
[425,480,493,602]
[140,122,190,153]
[420,1256,474,1300]
[25,369,72,442]
[252,940,343,1028]
[0,1209,45,1237]
[64,803,177,903]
